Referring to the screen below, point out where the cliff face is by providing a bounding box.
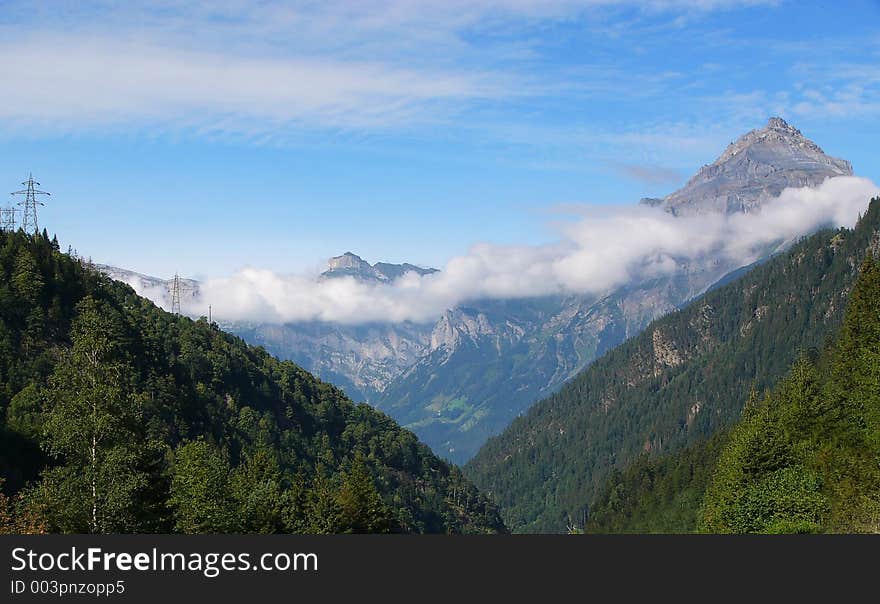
[96,256,439,403]
[98,118,861,466]
[233,319,433,402]
[375,264,733,463]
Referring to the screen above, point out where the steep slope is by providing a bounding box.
[97,256,438,403]
[376,270,715,462]
[0,231,505,534]
[583,432,729,533]
[465,197,880,533]
[376,117,852,463]
[700,254,880,533]
[232,319,432,402]
[99,119,859,467]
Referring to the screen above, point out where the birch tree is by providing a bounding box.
[40,296,146,533]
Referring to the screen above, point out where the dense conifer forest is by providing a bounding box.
[467,198,880,533]
[0,229,506,534]
[586,252,880,533]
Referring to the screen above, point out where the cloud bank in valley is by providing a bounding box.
[124,176,878,325]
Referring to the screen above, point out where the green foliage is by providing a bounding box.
[0,477,47,535]
[0,230,505,534]
[39,296,152,533]
[584,431,728,533]
[334,456,393,534]
[230,449,286,533]
[700,253,880,533]
[169,440,238,533]
[467,197,880,533]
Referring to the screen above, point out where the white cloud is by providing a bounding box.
[132,176,877,324]
[0,36,503,133]
[0,0,782,135]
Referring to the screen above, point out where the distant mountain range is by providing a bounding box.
[321,251,438,282]
[97,117,856,464]
[97,256,439,403]
[374,117,854,461]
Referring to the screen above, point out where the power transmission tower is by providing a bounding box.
[0,206,17,231]
[11,174,50,234]
[169,273,182,316]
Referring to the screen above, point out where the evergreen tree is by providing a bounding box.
[304,470,340,534]
[335,456,392,534]
[832,254,880,449]
[0,228,506,535]
[169,439,238,533]
[12,249,43,304]
[700,254,880,533]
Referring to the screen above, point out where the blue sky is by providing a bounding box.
[0,0,878,279]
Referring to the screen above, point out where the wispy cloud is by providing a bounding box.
[0,0,783,137]
[0,36,508,134]
[121,176,877,324]
[787,62,880,120]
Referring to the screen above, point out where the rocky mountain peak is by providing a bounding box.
[321,253,438,282]
[715,116,822,164]
[326,252,371,272]
[645,117,853,216]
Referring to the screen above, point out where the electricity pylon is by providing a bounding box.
[0,207,17,231]
[170,273,182,316]
[11,174,50,234]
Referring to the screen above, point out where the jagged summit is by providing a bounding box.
[716,117,826,163]
[321,252,438,282]
[326,252,373,273]
[646,117,853,216]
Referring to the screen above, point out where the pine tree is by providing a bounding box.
[304,470,340,534]
[335,456,392,534]
[833,255,880,449]
[12,249,43,304]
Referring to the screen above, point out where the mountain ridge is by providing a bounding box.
[465,197,880,532]
[98,118,861,465]
[321,252,438,282]
[0,230,506,534]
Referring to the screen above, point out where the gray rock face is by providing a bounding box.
[96,256,437,403]
[373,118,856,462]
[321,252,437,282]
[233,319,433,402]
[375,257,735,462]
[648,117,852,215]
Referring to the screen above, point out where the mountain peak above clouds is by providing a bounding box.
[645,117,853,216]
[321,252,438,283]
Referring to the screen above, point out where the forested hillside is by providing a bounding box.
[583,432,728,533]
[700,253,880,533]
[0,229,505,534]
[588,253,880,534]
[467,198,880,533]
